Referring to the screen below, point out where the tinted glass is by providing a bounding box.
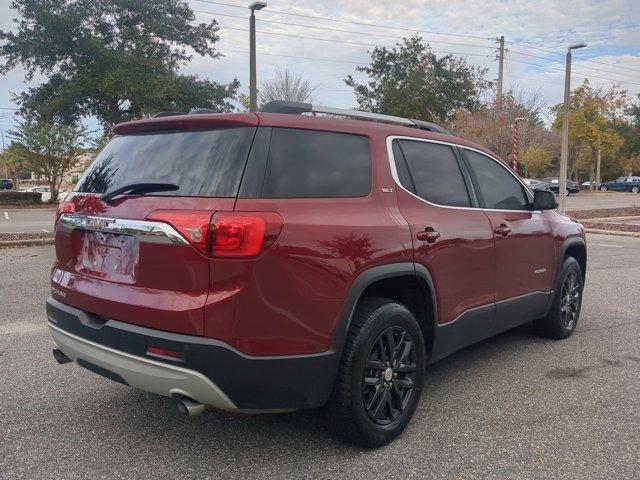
[76,128,256,197]
[261,128,371,198]
[396,140,471,207]
[464,150,530,210]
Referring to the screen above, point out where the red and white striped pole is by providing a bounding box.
[510,117,526,175]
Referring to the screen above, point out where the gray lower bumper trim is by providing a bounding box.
[49,323,236,410]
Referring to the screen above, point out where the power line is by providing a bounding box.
[507,48,640,81]
[195,9,496,50]
[506,57,640,86]
[218,25,496,58]
[508,40,640,74]
[193,0,493,40]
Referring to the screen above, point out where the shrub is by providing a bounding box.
[0,191,42,205]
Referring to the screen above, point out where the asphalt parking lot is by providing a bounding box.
[0,208,55,234]
[1,234,639,480]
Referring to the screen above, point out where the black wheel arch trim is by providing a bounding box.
[332,262,438,353]
[560,235,587,278]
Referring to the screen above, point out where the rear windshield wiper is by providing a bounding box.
[101,181,179,203]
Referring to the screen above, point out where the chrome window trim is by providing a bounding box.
[57,213,189,245]
[386,135,539,214]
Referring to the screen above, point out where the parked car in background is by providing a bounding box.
[522,178,550,192]
[26,186,52,202]
[542,177,579,196]
[0,178,14,190]
[47,101,587,447]
[599,176,640,193]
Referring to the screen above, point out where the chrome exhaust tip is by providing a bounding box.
[53,348,72,365]
[174,395,206,416]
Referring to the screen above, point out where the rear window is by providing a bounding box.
[261,128,371,198]
[76,127,256,197]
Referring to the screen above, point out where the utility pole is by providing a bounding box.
[496,35,505,110]
[559,42,587,213]
[248,2,267,112]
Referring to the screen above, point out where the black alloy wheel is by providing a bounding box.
[362,326,417,425]
[559,269,581,329]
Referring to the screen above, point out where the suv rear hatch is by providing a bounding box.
[52,114,258,336]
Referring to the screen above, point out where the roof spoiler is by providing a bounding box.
[259,100,450,134]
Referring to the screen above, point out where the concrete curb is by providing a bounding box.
[1,207,57,212]
[584,228,640,238]
[0,237,55,247]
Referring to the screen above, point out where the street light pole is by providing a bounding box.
[559,42,587,213]
[248,2,267,112]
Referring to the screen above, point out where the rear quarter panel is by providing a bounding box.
[204,129,413,355]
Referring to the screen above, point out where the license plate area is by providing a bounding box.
[76,231,140,284]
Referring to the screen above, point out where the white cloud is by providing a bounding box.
[1,0,639,135]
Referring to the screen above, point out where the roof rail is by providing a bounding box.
[259,100,450,135]
[153,111,187,118]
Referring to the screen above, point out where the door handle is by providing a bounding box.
[417,227,440,243]
[494,224,511,237]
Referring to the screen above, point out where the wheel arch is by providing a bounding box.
[561,237,587,280]
[333,263,438,360]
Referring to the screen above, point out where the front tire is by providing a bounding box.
[327,297,425,448]
[535,257,584,339]
[632,186,639,194]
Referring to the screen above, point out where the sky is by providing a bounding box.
[1,0,639,139]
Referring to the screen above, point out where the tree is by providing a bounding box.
[259,69,315,105]
[0,0,239,130]
[448,89,551,162]
[520,147,553,178]
[551,80,626,187]
[10,120,89,202]
[0,142,26,184]
[345,35,489,123]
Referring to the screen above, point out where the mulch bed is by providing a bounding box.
[0,232,55,242]
[567,206,640,233]
[0,204,57,210]
[580,221,640,233]
[567,206,640,219]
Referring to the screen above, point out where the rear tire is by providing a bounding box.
[534,257,583,339]
[600,185,607,192]
[326,297,425,448]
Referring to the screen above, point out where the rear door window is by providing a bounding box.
[76,127,256,197]
[261,128,371,198]
[393,139,472,207]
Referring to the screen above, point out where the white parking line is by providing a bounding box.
[3,211,8,220]
[590,243,623,248]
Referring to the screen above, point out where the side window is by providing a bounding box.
[394,139,471,208]
[464,150,530,211]
[261,128,371,198]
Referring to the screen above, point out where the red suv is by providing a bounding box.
[47,101,586,447]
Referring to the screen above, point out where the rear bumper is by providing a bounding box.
[46,297,339,410]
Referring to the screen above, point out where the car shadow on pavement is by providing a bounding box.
[99,322,549,460]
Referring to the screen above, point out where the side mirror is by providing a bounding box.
[533,189,557,210]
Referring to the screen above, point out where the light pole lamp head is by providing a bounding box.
[568,43,587,51]
[249,1,267,11]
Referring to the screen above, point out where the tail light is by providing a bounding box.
[210,212,283,258]
[146,210,213,254]
[55,201,75,228]
[146,210,283,258]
